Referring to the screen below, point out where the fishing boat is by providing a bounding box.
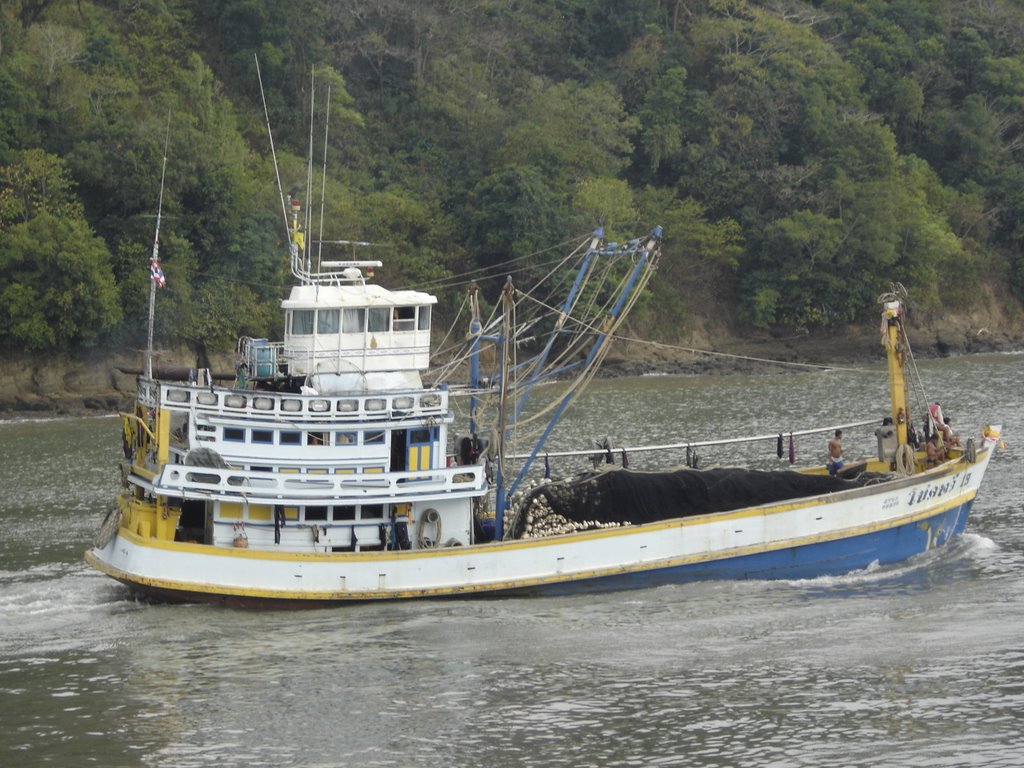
[85,90,1002,605]
[84,194,1003,606]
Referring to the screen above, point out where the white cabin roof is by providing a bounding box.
[281,283,437,310]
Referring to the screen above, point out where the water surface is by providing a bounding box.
[1,354,1022,767]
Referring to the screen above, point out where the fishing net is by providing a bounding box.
[509,466,890,539]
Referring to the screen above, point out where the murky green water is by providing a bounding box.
[1,354,1022,767]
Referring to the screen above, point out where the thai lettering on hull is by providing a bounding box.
[907,471,972,508]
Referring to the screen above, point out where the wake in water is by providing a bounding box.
[769,532,999,594]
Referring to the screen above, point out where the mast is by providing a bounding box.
[881,297,909,447]
[493,277,515,537]
[492,228,662,536]
[468,284,482,435]
[145,118,171,381]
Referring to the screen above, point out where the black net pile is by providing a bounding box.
[509,466,891,539]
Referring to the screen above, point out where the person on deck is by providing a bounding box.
[827,429,845,476]
[941,417,961,448]
[926,433,946,467]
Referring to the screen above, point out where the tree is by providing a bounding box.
[496,80,638,185]
[0,213,121,349]
[0,148,83,227]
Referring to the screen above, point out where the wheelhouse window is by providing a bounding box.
[252,430,273,444]
[223,427,245,442]
[307,431,329,446]
[364,430,385,445]
[368,307,390,333]
[393,306,416,332]
[317,309,340,334]
[291,310,314,335]
[280,431,302,446]
[343,308,365,333]
[418,305,431,331]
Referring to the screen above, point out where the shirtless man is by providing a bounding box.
[926,433,946,467]
[827,429,844,475]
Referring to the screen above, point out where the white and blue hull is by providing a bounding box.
[86,441,996,607]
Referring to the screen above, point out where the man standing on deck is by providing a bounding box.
[827,430,845,475]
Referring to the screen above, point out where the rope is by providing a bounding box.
[417,508,442,548]
[506,418,879,461]
[895,443,916,476]
[965,437,977,463]
[606,334,867,373]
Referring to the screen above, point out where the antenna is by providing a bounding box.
[317,84,331,275]
[255,54,291,246]
[305,67,315,275]
[145,113,171,381]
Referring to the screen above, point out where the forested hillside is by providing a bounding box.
[1,0,1023,358]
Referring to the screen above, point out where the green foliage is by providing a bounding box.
[176,279,277,349]
[0,213,121,349]
[0,149,83,226]
[496,80,638,184]
[0,0,1021,354]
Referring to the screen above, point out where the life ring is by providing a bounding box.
[416,508,442,548]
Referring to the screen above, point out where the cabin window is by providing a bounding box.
[280,431,302,446]
[252,430,273,444]
[410,428,433,443]
[364,430,385,445]
[418,305,431,331]
[360,504,384,520]
[343,308,365,333]
[291,310,314,335]
[393,306,416,332]
[305,506,329,521]
[317,309,340,334]
[223,427,245,442]
[368,307,390,333]
[333,505,356,521]
[307,431,329,446]
[336,431,357,445]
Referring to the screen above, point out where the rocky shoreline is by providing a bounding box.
[1,318,1019,420]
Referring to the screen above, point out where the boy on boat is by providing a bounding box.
[827,430,845,475]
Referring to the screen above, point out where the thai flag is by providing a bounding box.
[150,259,166,287]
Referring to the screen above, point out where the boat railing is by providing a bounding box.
[507,419,881,461]
[238,337,286,379]
[159,382,448,422]
[239,336,431,380]
[154,462,486,504]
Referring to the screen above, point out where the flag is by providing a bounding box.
[150,259,166,288]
